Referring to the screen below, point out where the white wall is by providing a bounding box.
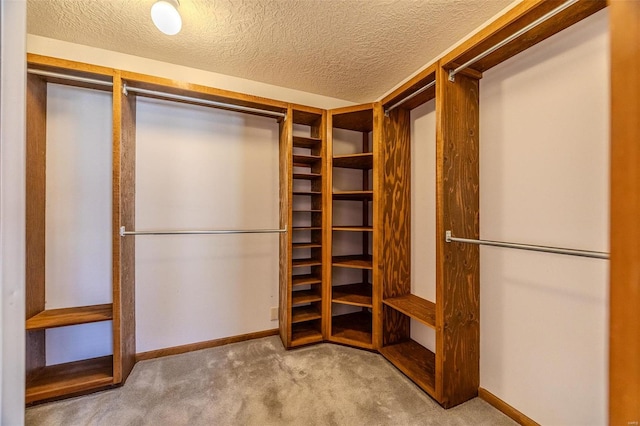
[27,35,355,111]
[479,9,609,425]
[135,98,280,352]
[0,0,26,423]
[45,84,113,365]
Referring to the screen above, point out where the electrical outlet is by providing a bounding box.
[270,307,279,321]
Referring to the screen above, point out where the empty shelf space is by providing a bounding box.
[333,191,373,201]
[26,304,113,331]
[293,154,321,166]
[333,153,373,169]
[380,340,436,396]
[292,289,322,305]
[332,255,373,269]
[291,321,323,346]
[292,274,322,287]
[292,226,322,231]
[25,355,114,404]
[292,305,322,323]
[332,226,373,232]
[293,191,322,196]
[293,136,322,148]
[331,311,372,347]
[383,294,436,329]
[292,242,322,249]
[293,173,322,180]
[332,283,372,307]
[293,258,322,268]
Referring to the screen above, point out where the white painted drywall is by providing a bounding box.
[26,35,355,111]
[134,97,280,352]
[0,0,26,423]
[410,100,436,352]
[479,9,609,425]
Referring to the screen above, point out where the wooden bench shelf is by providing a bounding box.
[380,340,436,396]
[332,283,372,307]
[331,311,373,347]
[26,304,113,331]
[333,153,373,170]
[383,294,436,329]
[25,355,114,404]
[332,255,373,269]
[333,191,373,201]
[292,305,322,323]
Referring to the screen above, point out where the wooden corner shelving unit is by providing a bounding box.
[279,105,328,348]
[325,103,379,351]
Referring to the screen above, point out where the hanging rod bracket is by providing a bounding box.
[122,83,128,96]
[448,70,455,82]
[384,109,390,117]
[120,226,126,237]
[445,230,452,242]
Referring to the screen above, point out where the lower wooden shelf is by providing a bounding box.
[292,288,322,305]
[383,294,436,329]
[291,321,323,346]
[292,305,322,323]
[380,340,436,397]
[332,283,372,307]
[26,304,113,331]
[26,355,114,404]
[292,274,322,287]
[331,310,372,348]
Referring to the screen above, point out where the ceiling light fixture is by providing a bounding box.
[151,0,182,36]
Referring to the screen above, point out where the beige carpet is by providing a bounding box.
[26,336,516,425]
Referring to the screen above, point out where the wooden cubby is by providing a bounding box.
[279,105,328,348]
[325,104,379,351]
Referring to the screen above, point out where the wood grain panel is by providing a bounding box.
[324,111,334,340]
[380,107,411,301]
[435,64,480,408]
[112,73,137,384]
[383,295,436,329]
[382,305,410,347]
[441,0,606,75]
[279,107,293,347]
[371,104,384,350]
[26,74,48,378]
[609,1,640,424]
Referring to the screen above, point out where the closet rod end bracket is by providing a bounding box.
[448,70,456,82]
[120,226,126,237]
[445,230,452,243]
[122,84,128,96]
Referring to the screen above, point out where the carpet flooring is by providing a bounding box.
[26,336,516,425]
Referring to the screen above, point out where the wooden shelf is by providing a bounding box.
[332,109,374,133]
[333,191,373,201]
[292,305,322,323]
[293,209,322,213]
[292,289,322,305]
[25,355,114,404]
[293,173,322,180]
[26,304,113,331]
[291,321,323,346]
[292,274,322,287]
[333,226,373,232]
[380,340,436,396]
[332,283,372,307]
[293,258,322,268]
[332,255,373,269]
[383,294,436,329]
[292,242,322,249]
[293,154,321,166]
[293,191,322,196]
[331,311,372,347]
[293,136,321,148]
[292,226,322,231]
[333,153,373,170]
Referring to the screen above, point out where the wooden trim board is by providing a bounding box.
[478,388,540,426]
[135,329,279,362]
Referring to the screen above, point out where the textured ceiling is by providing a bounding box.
[27,0,514,103]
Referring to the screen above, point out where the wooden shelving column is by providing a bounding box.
[25,55,136,405]
[326,104,379,350]
[279,106,328,348]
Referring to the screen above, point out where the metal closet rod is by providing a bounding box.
[445,231,609,260]
[120,226,287,237]
[385,80,436,115]
[122,84,286,119]
[448,0,579,81]
[27,68,113,87]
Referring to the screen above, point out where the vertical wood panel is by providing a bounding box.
[435,64,480,408]
[324,112,334,340]
[278,107,293,347]
[112,73,136,383]
[609,1,640,423]
[26,74,48,377]
[372,104,385,350]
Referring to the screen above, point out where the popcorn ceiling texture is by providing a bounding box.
[27,0,513,103]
